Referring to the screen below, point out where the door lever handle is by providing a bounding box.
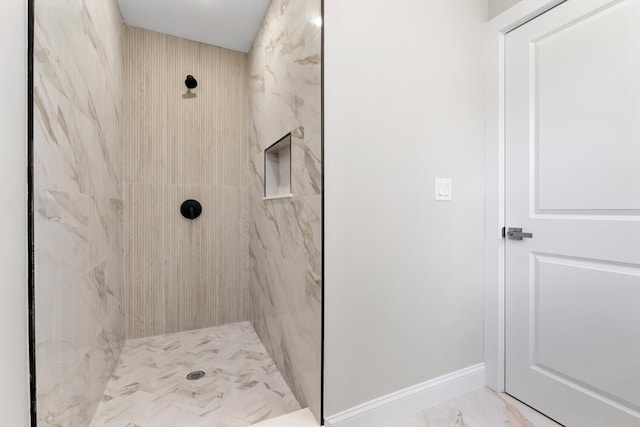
[507,227,533,240]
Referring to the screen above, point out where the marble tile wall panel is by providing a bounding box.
[33,0,125,425]
[123,27,249,338]
[247,0,323,420]
[34,0,123,199]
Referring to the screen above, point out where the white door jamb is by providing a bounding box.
[483,0,566,393]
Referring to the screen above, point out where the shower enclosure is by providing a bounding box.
[31,0,322,425]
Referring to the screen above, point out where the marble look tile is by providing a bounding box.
[386,388,562,427]
[291,128,321,197]
[36,271,126,426]
[38,351,94,427]
[92,198,124,263]
[35,190,92,301]
[35,190,124,306]
[34,0,123,123]
[247,0,322,421]
[38,305,125,427]
[90,322,300,427]
[34,0,125,425]
[248,219,321,417]
[498,394,564,427]
[34,74,122,198]
[34,0,123,199]
[250,408,318,426]
[37,293,124,427]
[248,180,321,275]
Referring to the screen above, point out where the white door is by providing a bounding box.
[505,1,640,426]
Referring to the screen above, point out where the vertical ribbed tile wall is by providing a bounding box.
[247,0,323,420]
[33,0,125,425]
[124,27,249,338]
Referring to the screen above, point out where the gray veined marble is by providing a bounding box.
[90,322,300,427]
[247,0,323,421]
[386,388,562,427]
[34,0,125,425]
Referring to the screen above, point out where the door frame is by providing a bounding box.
[483,0,566,393]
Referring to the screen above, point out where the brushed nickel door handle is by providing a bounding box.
[507,227,533,240]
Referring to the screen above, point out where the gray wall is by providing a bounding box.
[247,0,323,420]
[489,0,522,19]
[325,0,487,415]
[0,1,30,425]
[33,0,126,424]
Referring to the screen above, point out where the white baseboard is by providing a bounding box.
[324,363,485,427]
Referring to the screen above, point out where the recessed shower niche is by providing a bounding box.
[264,133,292,199]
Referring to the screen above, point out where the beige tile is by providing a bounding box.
[124,183,171,338]
[123,27,250,339]
[124,26,248,188]
[124,182,248,338]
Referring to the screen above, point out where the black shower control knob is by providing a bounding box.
[180,200,202,220]
[185,75,198,89]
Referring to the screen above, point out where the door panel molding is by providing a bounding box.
[488,2,640,425]
[484,0,567,393]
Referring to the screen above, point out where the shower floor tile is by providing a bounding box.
[90,322,300,427]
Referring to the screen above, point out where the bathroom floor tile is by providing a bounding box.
[90,321,300,427]
[386,388,562,427]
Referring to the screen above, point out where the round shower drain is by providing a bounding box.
[186,370,205,381]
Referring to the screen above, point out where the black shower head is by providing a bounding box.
[185,75,198,89]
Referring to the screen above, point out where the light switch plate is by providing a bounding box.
[435,178,452,201]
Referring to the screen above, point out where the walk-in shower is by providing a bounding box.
[31,0,322,425]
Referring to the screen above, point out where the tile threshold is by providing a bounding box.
[251,408,319,426]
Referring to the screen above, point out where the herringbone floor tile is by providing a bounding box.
[90,322,300,426]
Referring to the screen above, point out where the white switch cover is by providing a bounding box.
[435,178,452,201]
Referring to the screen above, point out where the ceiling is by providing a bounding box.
[117,0,271,53]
